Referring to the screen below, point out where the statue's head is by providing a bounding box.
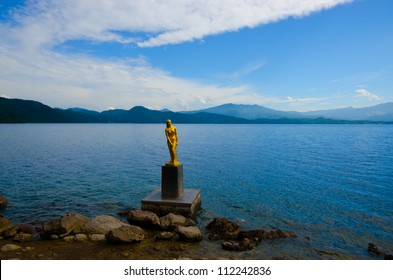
[166,119,172,127]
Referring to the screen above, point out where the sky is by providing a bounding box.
[0,0,392,112]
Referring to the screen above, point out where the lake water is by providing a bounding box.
[1,124,392,259]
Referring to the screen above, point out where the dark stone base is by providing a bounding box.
[162,164,183,199]
[141,188,201,218]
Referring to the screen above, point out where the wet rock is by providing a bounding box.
[74,233,88,242]
[239,228,297,241]
[156,231,175,241]
[16,224,36,235]
[89,234,106,242]
[206,217,240,240]
[175,226,202,242]
[3,227,18,238]
[1,244,22,252]
[385,254,393,260]
[63,236,75,242]
[0,216,13,235]
[159,213,194,230]
[222,238,257,251]
[368,243,382,255]
[13,233,32,243]
[0,195,8,209]
[80,215,128,234]
[43,213,89,237]
[368,243,393,259]
[106,225,145,243]
[127,210,161,229]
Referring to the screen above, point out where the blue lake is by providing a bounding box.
[1,124,392,259]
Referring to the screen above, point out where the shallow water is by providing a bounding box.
[1,124,392,258]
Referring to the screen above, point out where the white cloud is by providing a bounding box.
[6,0,352,48]
[354,89,381,101]
[0,0,353,111]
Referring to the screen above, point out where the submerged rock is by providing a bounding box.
[42,213,89,237]
[222,238,257,251]
[156,231,175,241]
[106,225,145,243]
[239,228,298,241]
[126,210,161,229]
[175,226,202,242]
[1,244,22,253]
[0,195,8,209]
[206,217,240,240]
[80,215,128,234]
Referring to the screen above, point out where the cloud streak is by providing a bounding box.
[354,89,381,102]
[6,0,352,48]
[0,0,353,110]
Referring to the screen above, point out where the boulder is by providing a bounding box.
[126,210,161,229]
[42,213,89,237]
[175,226,202,242]
[1,244,22,253]
[0,216,13,235]
[239,228,297,241]
[206,217,240,240]
[80,215,128,234]
[106,225,145,243]
[159,213,194,230]
[13,233,32,243]
[0,195,8,208]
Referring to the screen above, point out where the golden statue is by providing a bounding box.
[165,119,180,166]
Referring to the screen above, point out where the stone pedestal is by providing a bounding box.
[162,165,183,199]
[141,164,201,217]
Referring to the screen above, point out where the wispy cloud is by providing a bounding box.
[5,0,352,48]
[0,0,353,110]
[354,89,381,101]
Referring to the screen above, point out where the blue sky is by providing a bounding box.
[0,0,392,112]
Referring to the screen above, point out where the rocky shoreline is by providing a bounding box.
[1,194,391,260]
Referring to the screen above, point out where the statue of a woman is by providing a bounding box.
[165,119,180,166]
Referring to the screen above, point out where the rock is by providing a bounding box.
[106,225,145,243]
[156,231,175,240]
[2,227,18,238]
[239,228,297,241]
[222,238,257,251]
[0,195,8,209]
[206,217,240,240]
[16,224,36,234]
[89,234,106,242]
[126,210,161,229]
[1,244,22,252]
[80,215,128,234]
[368,243,393,259]
[368,243,382,255]
[159,213,194,230]
[13,233,32,243]
[0,216,13,235]
[42,213,89,237]
[175,226,202,242]
[385,254,393,260]
[50,235,59,240]
[74,233,88,242]
[63,236,75,242]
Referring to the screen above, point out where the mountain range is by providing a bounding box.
[1,97,393,124]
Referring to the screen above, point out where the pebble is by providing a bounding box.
[89,234,106,242]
